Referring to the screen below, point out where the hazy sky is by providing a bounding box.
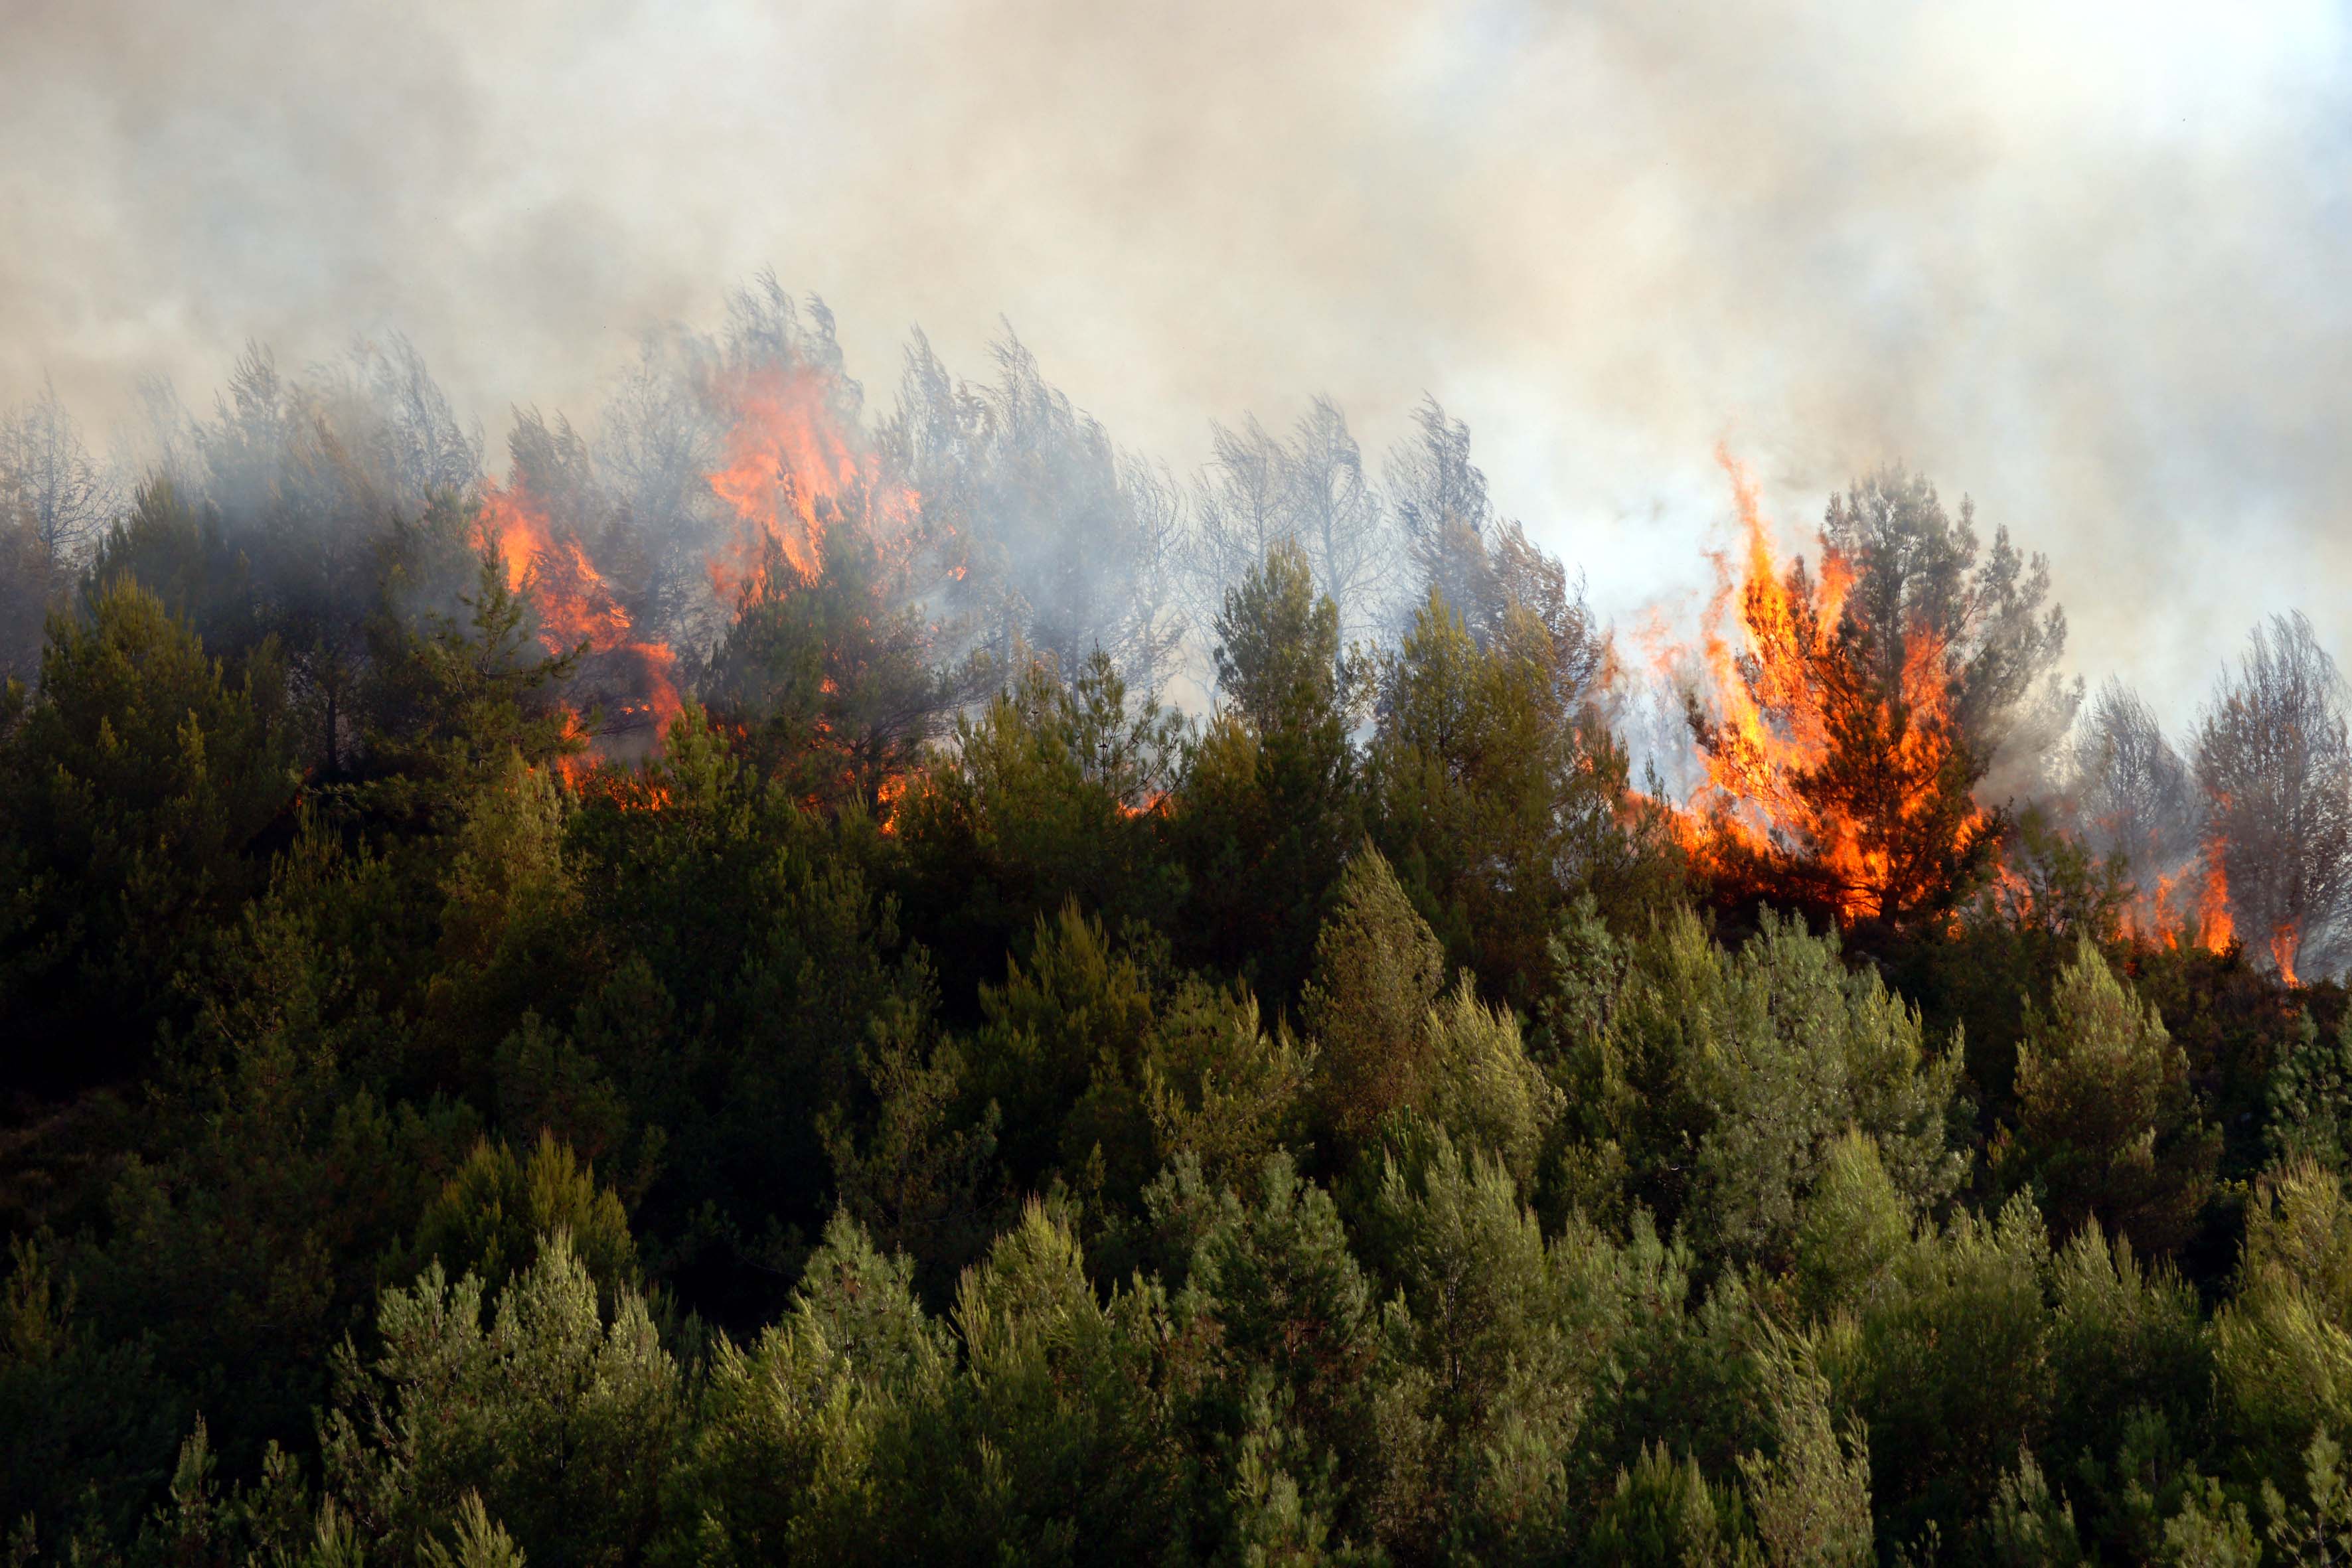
[4,0,2347,728]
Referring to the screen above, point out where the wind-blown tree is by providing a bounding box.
[1820,469,2069,756]
[1184,398,1398,653]
[322,1235,681,1568]
[1824,1194,2056,1549]
[559,702,934,1326]
[881,329,1185,696]
[0,384,119,680]
[955,902,1305,1214]
[118,373,204,495]
[597,327,725,645]
[195,337,482,527]
[1370,585,1658,1007]
[1299,846,1446,1147]
[2211,1158,2352,1486]
[1994,940,2217,1259]
[2268,1003,2352,1174]
[0,581,295,1092]
[1287,398,1398,645]
[701,509,977,817]
[1383,397,1606,705]
[1184,416,1287,635]
[0,511,61,683]
[2067,678,2203,896]
[1385,398,1495,634]
[358,552,584,824]
[1296,848,1559,1181]
[132,337,490,775]
[1551,907,1964,1268]
[895,651,1186,1002]
[2194,611,2352,980]
[81,483,267,668]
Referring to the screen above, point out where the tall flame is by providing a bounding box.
[2110,832,2309,976]
[1686,455,1846,840]
[2128,849,2236,952]
[704,364,917,602]
[2271,923,2301,985]
[1670,451,1989,925]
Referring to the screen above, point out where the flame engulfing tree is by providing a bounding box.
[1684,463,2067,932]
[2193,612,2352,982]
[2061,678,2234,947]
[700,500,980,818]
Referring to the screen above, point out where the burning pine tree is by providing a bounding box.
[1678,457,2070,934]
[467,301,976,811]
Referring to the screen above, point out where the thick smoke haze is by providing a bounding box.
[4,0,2348,724]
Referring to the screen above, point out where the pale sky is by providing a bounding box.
[4,0,2347,731]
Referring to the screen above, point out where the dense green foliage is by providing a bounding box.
[7,521,2352,1568]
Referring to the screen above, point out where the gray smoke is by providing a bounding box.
[3,0,2347,722]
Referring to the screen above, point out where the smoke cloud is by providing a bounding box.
[4,0,2347,722]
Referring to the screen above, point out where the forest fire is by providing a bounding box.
[473,479,682,782]
[19,28,2352,1539]
[1668,454,1994,927]
[469,360,929,791]
[2269,922,2300,983]
[705,364,919,601]
[1662,461,2294,969]
[2133,856,2310,981]
[2130,856,2236,953]
[1682,457,1853,840]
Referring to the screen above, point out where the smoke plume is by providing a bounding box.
[3,0,2347,723]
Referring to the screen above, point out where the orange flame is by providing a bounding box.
[2154,827,2302,980]
[2119,843,2244,964]
[704,365,918,603]
[2271,925,2301,985]
[874,770,912,836]
[473,479,682,784]
[2192,855,2235,950]
[463,363,930,801]
[1668,451,1988,924]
